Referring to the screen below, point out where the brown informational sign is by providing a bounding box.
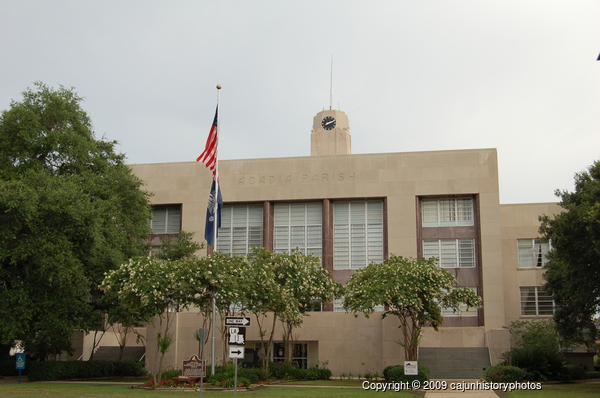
[182,355,206,377]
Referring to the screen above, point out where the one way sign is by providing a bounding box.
[225,316,251,326]
[229,346,244,359]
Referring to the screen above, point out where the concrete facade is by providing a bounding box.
[122,109,560,376]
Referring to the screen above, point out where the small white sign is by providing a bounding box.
[228,327,246,346]
[229,346,245,359]
[404,361,418,375]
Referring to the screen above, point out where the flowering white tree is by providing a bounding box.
[100,256,212,383]
[198,251,248,365]
[244,248,342,368]
[343,255,482,361]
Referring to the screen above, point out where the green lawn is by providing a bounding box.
[500,382,600,398]
[2,380,598,398]
[0,381,417,398]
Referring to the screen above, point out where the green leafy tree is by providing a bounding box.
[505,319,560,352]
[540,160,600,349]
[501,320,566,381]
[153,231,203,261]
[0,83,151,360]
[343,255,482,361]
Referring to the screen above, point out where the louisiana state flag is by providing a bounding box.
[205,179,223,246]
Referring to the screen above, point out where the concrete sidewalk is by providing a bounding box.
[0,376,27,385]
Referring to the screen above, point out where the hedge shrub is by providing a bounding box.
[0,358,26,377]
[297,366,332,380]
[160,368,181,380]
[383,364,429,384]
[267,362,331,380]
[27,360,145,381]
[505,346,566,381]
[209,362,330,386]
[268,361,300,379]
[564,364,586,381]
[485,365,527,383]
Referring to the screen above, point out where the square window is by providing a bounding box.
[520,286,555,316]
[149,205,181,234]
[518,239,550,268]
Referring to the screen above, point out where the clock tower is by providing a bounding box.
[310,109,351,156]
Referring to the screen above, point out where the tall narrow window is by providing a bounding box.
[149,205,181,234]
[217,204,263,255]
[518,239,550,268]
[422,198,474,227]
[333,201,384,270]
[274,202,322,257]
[423,239,476,268]
[520,286,555,316]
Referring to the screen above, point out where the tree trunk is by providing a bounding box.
[255,313,268,370]
[265,312,278,369]
[398,314,421,361]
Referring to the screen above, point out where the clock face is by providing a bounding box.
[321,116,336,130]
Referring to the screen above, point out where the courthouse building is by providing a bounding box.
[121,108,560,377]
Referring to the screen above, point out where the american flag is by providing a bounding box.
[196,105,218,175]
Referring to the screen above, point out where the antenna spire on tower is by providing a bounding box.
[329,55,333,110]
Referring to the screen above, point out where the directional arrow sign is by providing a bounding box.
[225,316,251,326]
[229,346,245,359]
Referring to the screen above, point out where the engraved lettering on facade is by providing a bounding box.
[237,172,356,185]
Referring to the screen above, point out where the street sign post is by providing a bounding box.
[15,353,25,384]
[224,317,249,398]
[198,328,208,398]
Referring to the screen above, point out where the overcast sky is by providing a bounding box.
[1,1,598,204]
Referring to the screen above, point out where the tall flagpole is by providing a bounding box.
[211,84,221,376]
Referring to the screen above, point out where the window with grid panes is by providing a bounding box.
[149,205,181,234]
[423,239,475,268]
[520,286,555,316]
[333,201,384,270]
[518,239,550,268]
[217,204,262,255]
[422,198,474,227]
[274,202,322,257]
